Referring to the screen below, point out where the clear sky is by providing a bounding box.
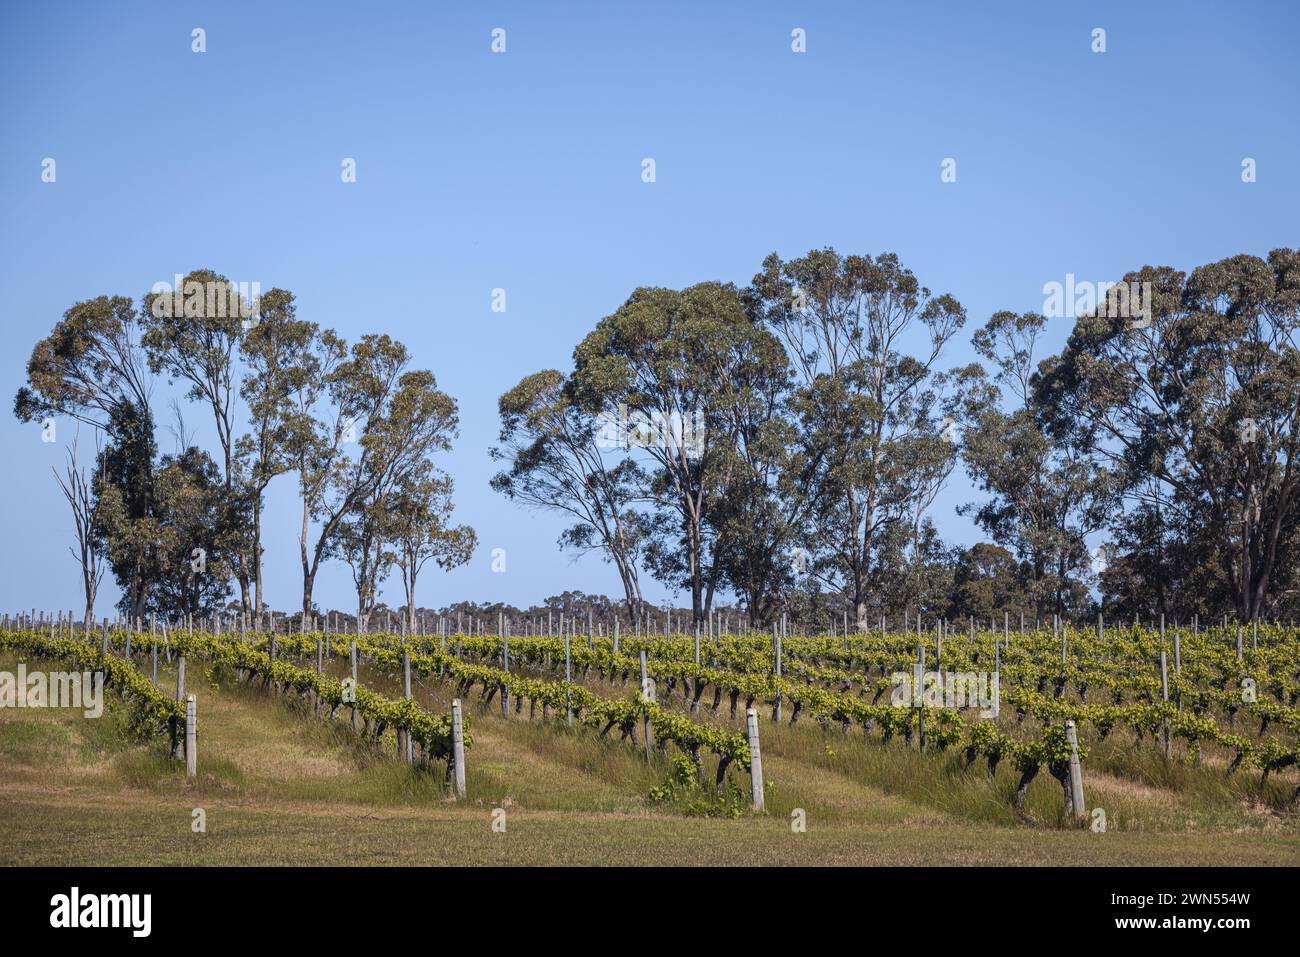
[1,0,1297,617]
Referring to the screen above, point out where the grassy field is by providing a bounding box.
[1,651,1298,866]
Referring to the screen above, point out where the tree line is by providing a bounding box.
[17,250,1299,631]
[16,269,475,628]
[490,247,1300,627]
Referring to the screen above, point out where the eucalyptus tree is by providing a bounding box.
[281,323,346,616]
[1096,483,1226,619]
[703,319,803,626]
[237,288,311,617]
[52,430,104,630]
[947,542,1031,622]
[1037,249,1300,621]
[329,492,393,632]
[296,334,459,617]
[571,282,788,624]
[15,294,158,618]
[146,446,239,618]
[142,269,254,613]
[15,293,152,438]
[490,369,649,623]
[88,400,159,620]
[389,461,477,630]
[962,311,1116,618]
[748,249,966,628]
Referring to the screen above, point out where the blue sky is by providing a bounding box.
[1,0,1296,616]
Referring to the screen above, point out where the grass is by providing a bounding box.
[1,651,1297,865]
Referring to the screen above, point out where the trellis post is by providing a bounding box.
[746,708,764,811]
[450,699,466,797]
[564,629,573,727]
[185,693,197,778]
[1064,719,1085,821]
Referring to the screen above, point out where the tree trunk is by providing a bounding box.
[302,571,316,620]
[253,495,264,617]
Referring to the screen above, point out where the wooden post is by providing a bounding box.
[350,640,359,730]
[176,655,186,703]
[185,693,197,778]
[1159,640,1171,759]
[993,638,1001,719]
[564,629,573,727]
[745,707,764,811]
[1064,719,1085,821]
[639,648,652,761]
[773,629,783,722]
[404,649,414,762]
[450,699,467,797]
[918,639,927,751]
[501,620,510,718]
[151,642,157,687]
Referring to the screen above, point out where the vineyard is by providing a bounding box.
[2,610,1299,865]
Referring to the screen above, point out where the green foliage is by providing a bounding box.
[570,280,789,622]
[648,754,748,818]
[1039,250,1300,622]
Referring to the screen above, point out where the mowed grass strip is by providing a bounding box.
[3,793,1299,866]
